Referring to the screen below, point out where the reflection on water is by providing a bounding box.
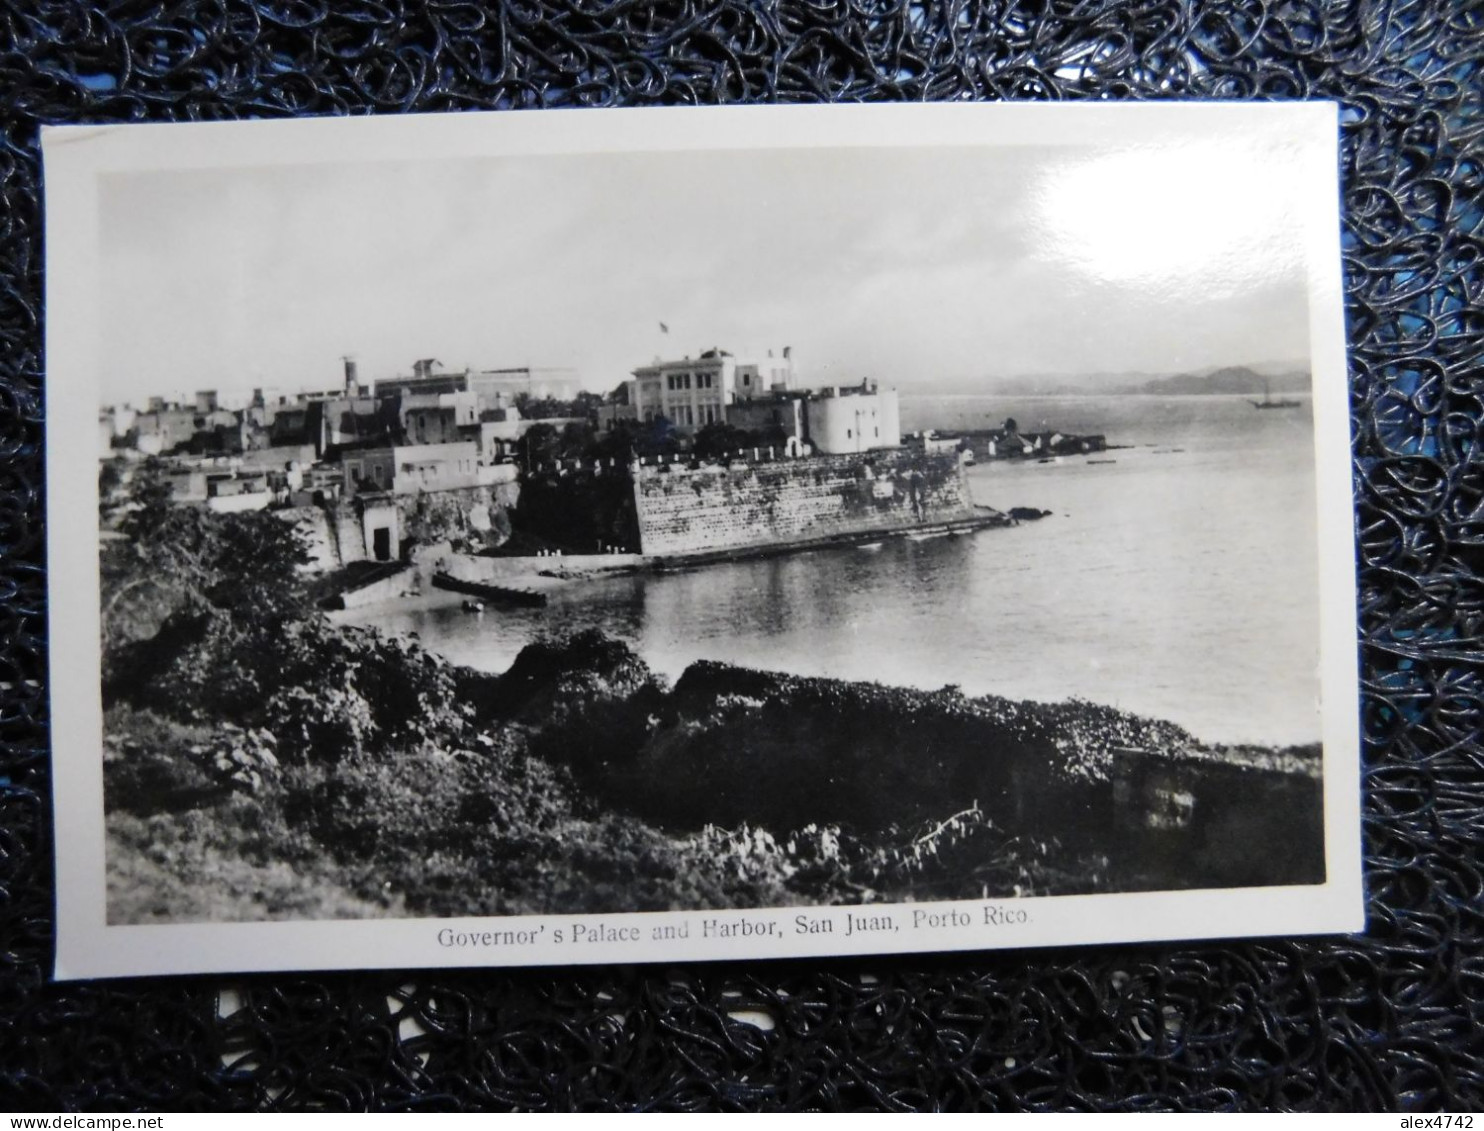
[351,396,1324,746]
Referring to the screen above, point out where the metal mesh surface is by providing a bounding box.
[1,0,1481,1112]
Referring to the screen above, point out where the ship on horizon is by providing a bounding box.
[1250,379,1303,411]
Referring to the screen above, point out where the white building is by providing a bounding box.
[629,348,794,431]
[803,382,901,454]
[400,391,480,444]
[341,441,482,497]
[467,367,581,405]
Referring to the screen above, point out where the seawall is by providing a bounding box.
[632,448,986,559]
[440,551,647,584]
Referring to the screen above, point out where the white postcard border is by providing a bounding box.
[44,102,1363,980]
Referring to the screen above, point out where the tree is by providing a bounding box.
[692,422,760,461]
[512,391,606,422]
[98,459,128,525]
[636,414,679,458]
[572,391,605,419]
[117,458,177,543]
[101,461,313,648]
[560,420,594,456]
[516,423,561,472]
[592,420,642,464]
[201,508,314,620]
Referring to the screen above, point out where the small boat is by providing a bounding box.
[434,571,548,608]
[856,541,884,551]
[1250,379,1302,410]
[461,599,484,613]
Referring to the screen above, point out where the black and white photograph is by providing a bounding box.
[45,104,1361,978]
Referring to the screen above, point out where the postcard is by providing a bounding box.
[44,103,1362,979]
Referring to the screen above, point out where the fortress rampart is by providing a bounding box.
[631,448,985,559]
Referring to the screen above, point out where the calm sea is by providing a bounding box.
[349,395,1324,746]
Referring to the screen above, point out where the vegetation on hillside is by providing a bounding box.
[101,474,1321,924]
[100,458,313,649]
[105,612,1101,922]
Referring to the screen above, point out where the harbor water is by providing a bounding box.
[348,395,1325,746]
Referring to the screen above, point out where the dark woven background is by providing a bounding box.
[1,0,1480,1112]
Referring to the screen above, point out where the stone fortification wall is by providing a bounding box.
[276,481,522,571]
[394,482,520,553]
[633,449,977,559]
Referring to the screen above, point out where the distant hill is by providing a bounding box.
[921,362,1312,398]
[1135,366,1310,396]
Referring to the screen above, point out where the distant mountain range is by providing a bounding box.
[938,362,1311,398]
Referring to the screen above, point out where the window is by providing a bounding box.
[847,429,853,438]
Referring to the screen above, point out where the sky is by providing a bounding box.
[97,140,1315,405]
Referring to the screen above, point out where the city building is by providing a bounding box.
[131,406,200,454]
[373,369,468,399]
[596,402,639,432]
[467,366,580,405]
[304,396,396,457]
[802,381,901,454]
[205,473,272,514]
[400,391,480,445]
[629,347,795,431]
[371,363,583,414]
[726,394,807,444]
[473,405,525,463]
[340,441,483,497]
